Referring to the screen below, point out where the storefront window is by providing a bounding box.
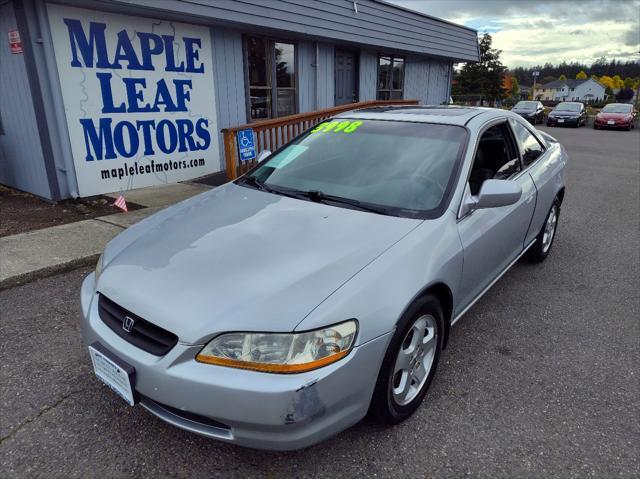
[377,55,404,100]
[246,37,296,121]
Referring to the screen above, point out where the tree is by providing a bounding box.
[542,75,556,84]
[615,88,634,102]
[559,74,567,81]
[599,75,615,89]
[612,75,625,89]
[576,70,587,79]
[511,76,520,98]
[453,34,507,102]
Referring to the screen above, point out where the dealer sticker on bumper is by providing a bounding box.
[89,343,136,406]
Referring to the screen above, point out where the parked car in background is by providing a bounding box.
[80,107,568,451]
[511,100,545,124]
[593,103,636,131]
[547,102,587,127]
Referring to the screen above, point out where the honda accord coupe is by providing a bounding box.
[593,103,636,130]
[81,106,568,450]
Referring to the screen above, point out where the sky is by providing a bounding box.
[387,0,640,68]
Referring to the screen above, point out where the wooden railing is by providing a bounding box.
[221,99,420,180]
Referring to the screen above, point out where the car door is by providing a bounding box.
[456,120,537,310]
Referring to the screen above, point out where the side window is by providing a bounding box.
[468,123,521,195]
[509,119,545,167]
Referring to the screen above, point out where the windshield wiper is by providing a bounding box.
[295,190,390,215]
[236,176,300,199]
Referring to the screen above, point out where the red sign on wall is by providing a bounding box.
[8,29,23,54]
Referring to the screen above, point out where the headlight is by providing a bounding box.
[196,320,358,373]
[95,252,104,282]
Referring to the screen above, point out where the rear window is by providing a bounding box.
[244,119,468,218]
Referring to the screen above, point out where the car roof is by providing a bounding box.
[335,105,506,126]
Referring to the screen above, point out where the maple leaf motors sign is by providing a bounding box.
[47,4,218,196]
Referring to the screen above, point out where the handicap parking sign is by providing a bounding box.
[237,129,256,162]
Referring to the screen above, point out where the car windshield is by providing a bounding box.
[601,104,632,113]
[514,101,537,110]
[555,103,581,112]
[240,119,467,218]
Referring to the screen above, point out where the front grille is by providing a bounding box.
[98,294,178,356]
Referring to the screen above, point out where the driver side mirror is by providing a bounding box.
[256,150,272,162]
[464,179,522,215]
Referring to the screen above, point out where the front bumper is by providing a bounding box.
[80,273,392,450]
[546,117,579,126]
[594,118,631,129]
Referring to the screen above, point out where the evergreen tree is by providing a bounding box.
[453,34,506,102]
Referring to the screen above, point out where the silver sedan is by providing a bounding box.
[80,106,567,450]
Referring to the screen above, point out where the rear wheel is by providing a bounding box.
[526,198,560,263]
[370,295,444,424]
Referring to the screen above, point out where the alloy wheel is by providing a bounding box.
[542,204,558,253]
[392,315,437,406]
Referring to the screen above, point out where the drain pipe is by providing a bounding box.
[34,0,79,198]
[315,41,321,110]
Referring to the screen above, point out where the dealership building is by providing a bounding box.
[0,0,479,200]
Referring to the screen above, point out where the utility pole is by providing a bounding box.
[532,71,540,100]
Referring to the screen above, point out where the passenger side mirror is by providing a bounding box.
[472,179,522,210]
[256,150,272,162]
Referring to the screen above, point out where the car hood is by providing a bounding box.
[97,183,421,344]
[512,109,535,114]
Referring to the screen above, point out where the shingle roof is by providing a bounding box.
[539,79,591,88]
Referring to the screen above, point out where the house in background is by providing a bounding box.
[533,78,605,102]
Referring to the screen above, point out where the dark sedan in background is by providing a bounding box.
[547,102,587,127]
[511,101,545,124]
[593,103,636,131]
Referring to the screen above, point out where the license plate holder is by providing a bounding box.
[607,120,615,125]
[89,342,138,406]
[558,119,564,123]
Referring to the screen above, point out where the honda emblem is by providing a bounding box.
[123,316,135,333]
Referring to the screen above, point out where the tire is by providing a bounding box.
[526,197,561,263]
[370,295,444,425]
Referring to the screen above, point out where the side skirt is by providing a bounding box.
[451,239,537,326]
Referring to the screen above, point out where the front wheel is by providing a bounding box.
[370,295,444,424]
[526,198,560,263]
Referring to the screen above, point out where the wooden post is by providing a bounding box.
[222,129,238,180]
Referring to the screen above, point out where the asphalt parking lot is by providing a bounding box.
[1,126,639,478]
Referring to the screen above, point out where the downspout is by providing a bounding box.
[315,41,320,110]
[34,0,79,198]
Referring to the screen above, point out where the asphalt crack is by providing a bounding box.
[0,388,87,444]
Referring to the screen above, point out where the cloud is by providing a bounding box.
[387,0,640,67]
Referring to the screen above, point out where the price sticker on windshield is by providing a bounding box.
[311,120,363,134]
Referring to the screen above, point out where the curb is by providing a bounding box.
[0,253,99,291]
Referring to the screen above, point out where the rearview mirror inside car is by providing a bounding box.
[256,150,272,163]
